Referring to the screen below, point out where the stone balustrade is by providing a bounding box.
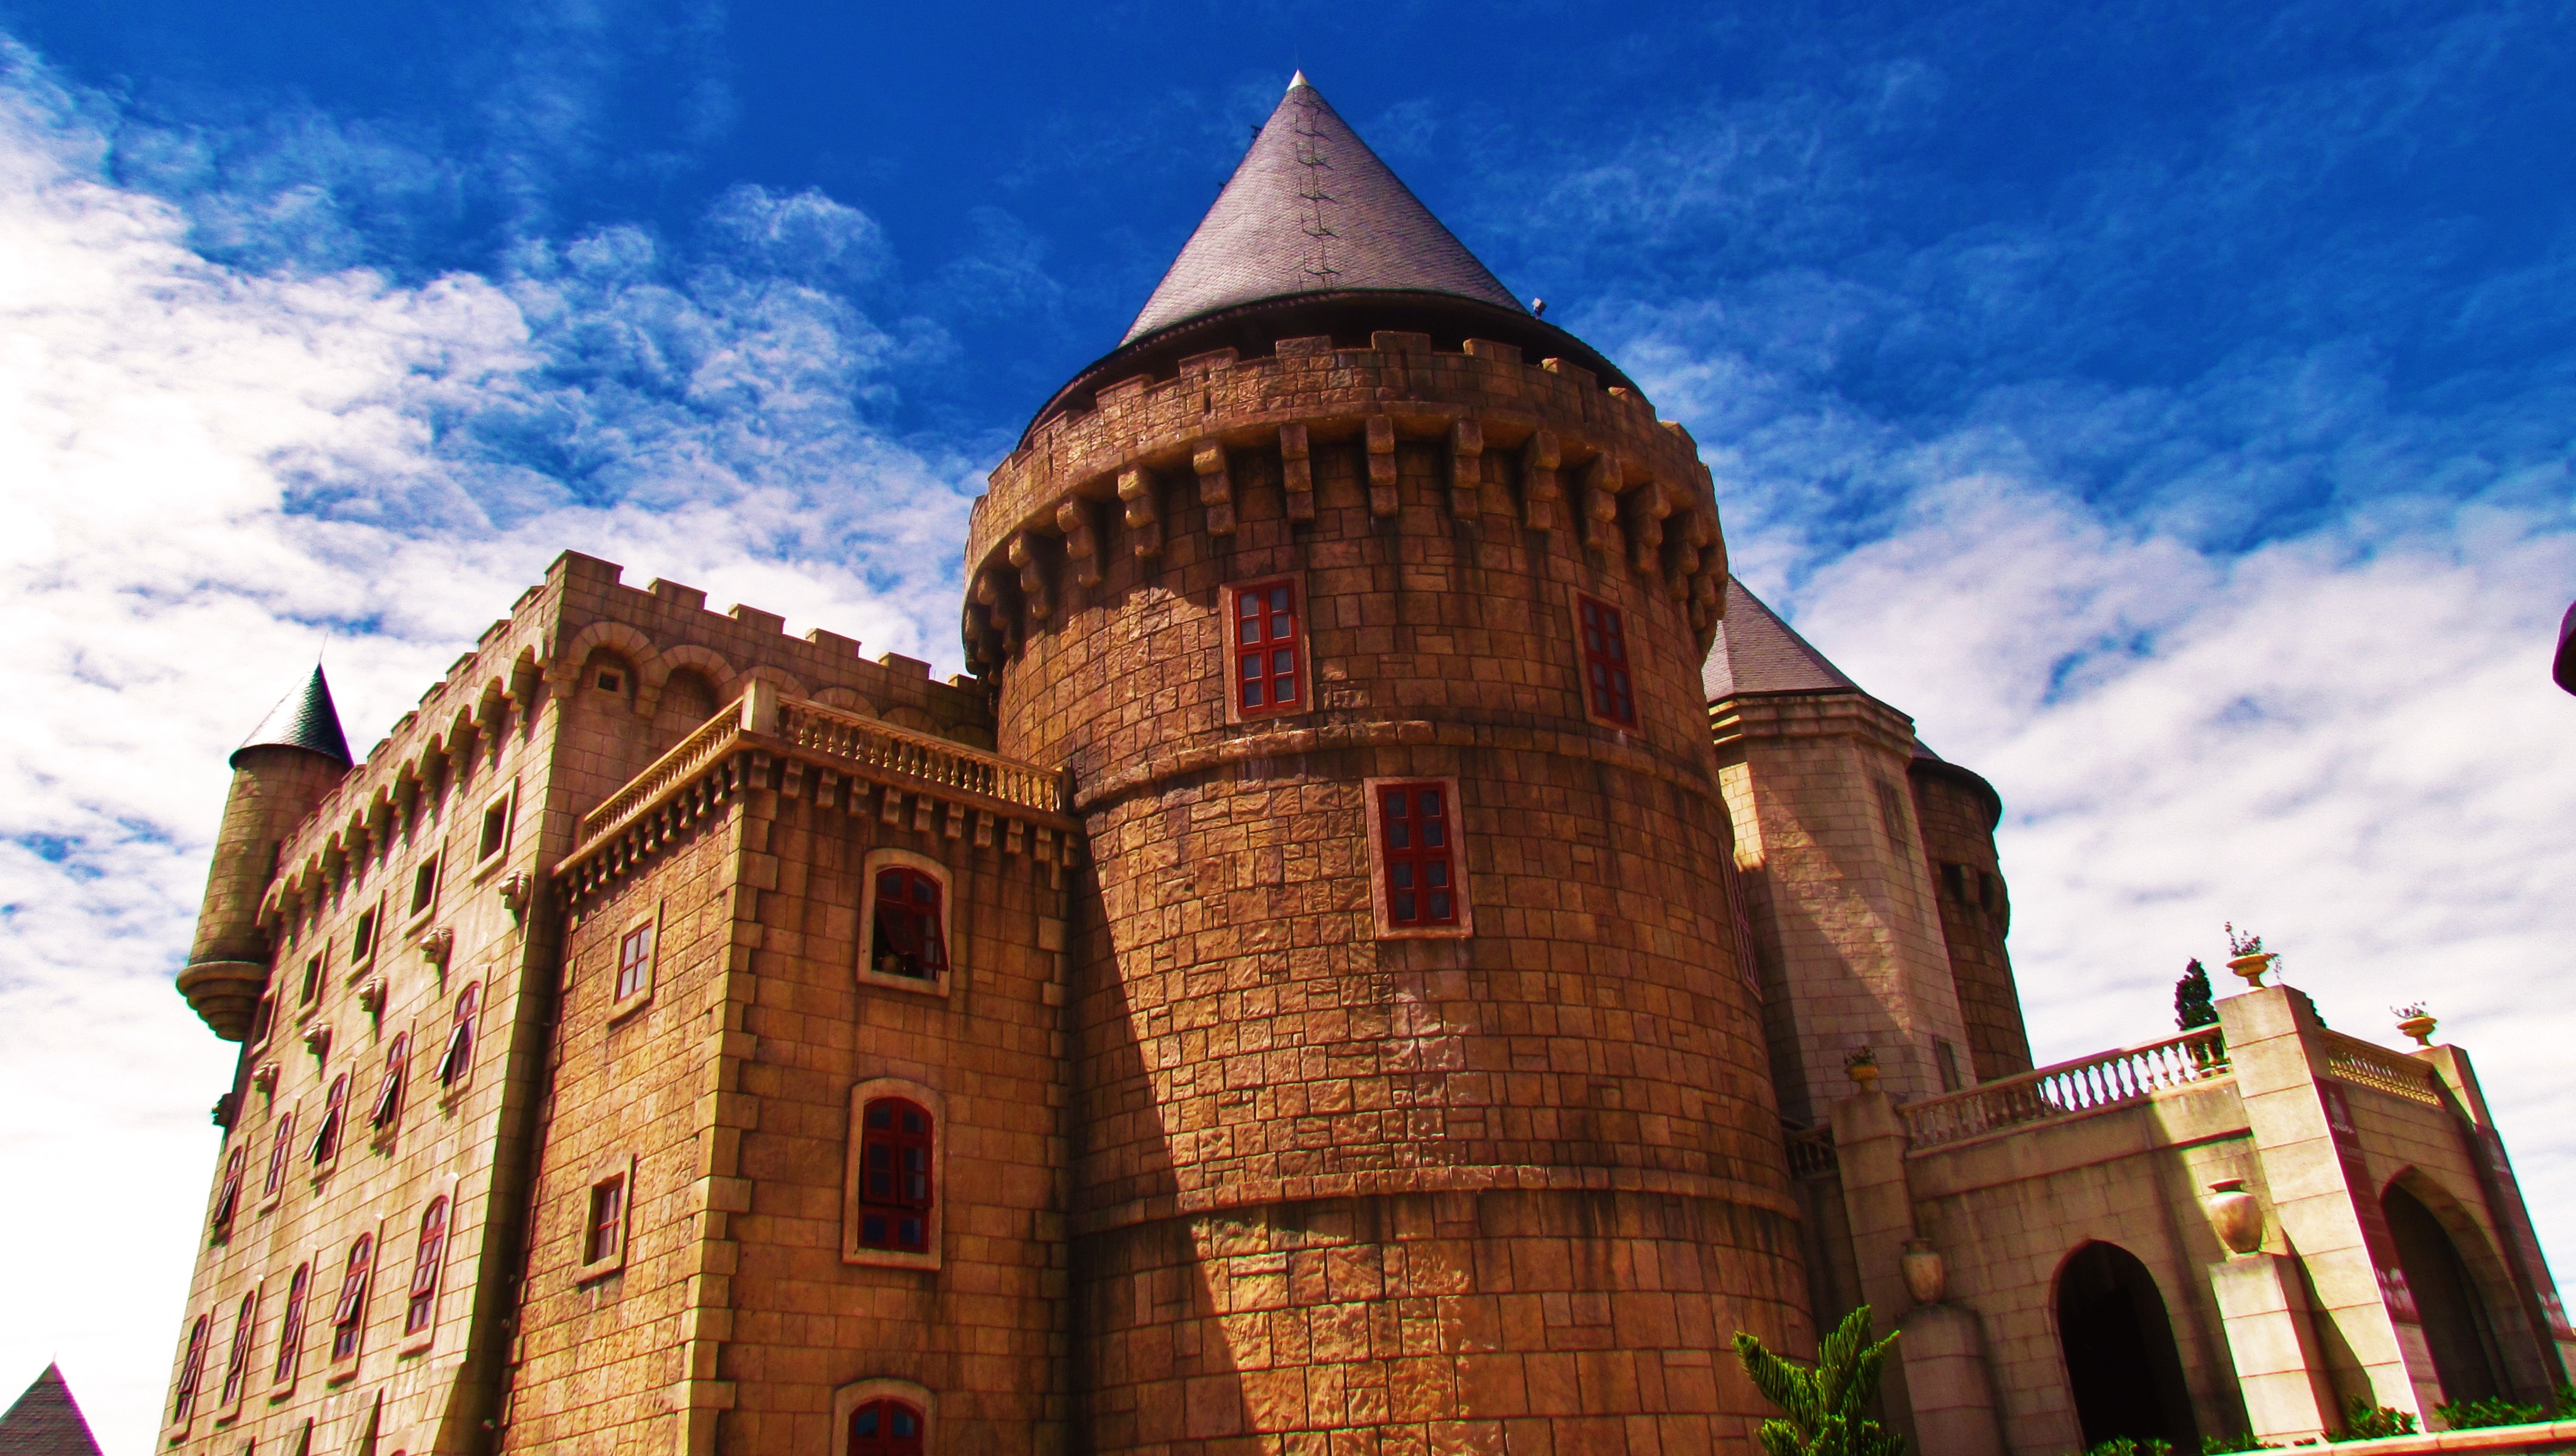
[1900,1025,2232,1151]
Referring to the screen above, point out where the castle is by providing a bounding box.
[153,75,2573,1455]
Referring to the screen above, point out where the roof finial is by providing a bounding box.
[1288,69,1309,90]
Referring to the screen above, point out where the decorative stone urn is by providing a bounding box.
[1900,1238,1948,1304]
[2395,1007,2438,1048]
[1844,1048,1880,1090]
[2204,1178,2265,1255]
[2225,952,2275,987]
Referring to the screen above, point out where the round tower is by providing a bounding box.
[1907,744,2033,1083]
[965,76,1806,1451]
[177,666,351,1039]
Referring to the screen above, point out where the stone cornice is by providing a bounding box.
[1708,689,1919,761]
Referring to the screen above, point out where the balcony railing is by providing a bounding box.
[2321,1030,2446,1107]
[1901,1026,2231,1152]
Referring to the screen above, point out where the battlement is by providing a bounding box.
[961,332,1730,667]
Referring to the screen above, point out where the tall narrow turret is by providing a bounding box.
[175,666,351,1038]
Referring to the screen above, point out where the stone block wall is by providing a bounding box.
[1905,761,2032,1084]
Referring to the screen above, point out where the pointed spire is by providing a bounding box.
[1701,577,1865,702]
[233,663,354,769]
[0,1364,106,1456]
[1122,75,1525,344]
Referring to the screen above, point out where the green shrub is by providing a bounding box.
[2085,1439,2174,1455]
[2432,1395,2547,1429]
[1732,1306,1905,1456]
[2330,1398,2417,1442]
[2201,1434,2282,1452]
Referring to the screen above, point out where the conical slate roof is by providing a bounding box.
[1122,73,1526,344]
[1702,577,1865,702]
[233,664,354,768]
[0,1365,105,1456]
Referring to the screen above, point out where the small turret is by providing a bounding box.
[177,666,352,1039]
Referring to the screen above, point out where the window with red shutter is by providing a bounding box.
[219,1290,259,1405]
[330,1235,373,1361]
[436,984,478,1087]
[857,1098,934,1252]
[171,1314,211,1424]
[310,1074,349,1167]
[209,1145,246,1242]
[1376,782,1459,928]
[262,1111,296,1198]
[615,923,654,1000]
[369,1033,408,1131]
[1577,595,1636,727]
[1231,579,1303,715]
[846,1399,925,1456]
[405,1198,448,1335]
[273,1264,311,1385]
[868,869,948,979]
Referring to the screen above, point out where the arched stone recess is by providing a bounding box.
[810,687,878,716]
[726,663,811,706]
[553,621,659,709]
[638,644,736,722]
[2382,1167,2534,1401]
[2051,1239,2199,1453]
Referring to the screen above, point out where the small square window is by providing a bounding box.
[1575,594,1637,727]
[351,910,376,962]
[299,954,327,1009]
[477,800,510,861]
[1228,577,1305,718]
[410,860,438,916]
[596,670,623,692]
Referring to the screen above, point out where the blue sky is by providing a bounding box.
[2,1,2573,1448]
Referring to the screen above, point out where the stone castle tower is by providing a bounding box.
[156,69,2569,1456]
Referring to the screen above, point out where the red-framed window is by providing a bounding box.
[857,1098,933,1252]
[847,1398,925,1456]
[262,1111,296,1198]
[218,1290,259,1405]
[1230,578,1303,715]
[1376,783,1458,928]
[210,1145,246,1241]
[615,923,654,1000]
[329,1235,373,1362]
[436,984,479,1087]
[1577,595,1636,726]
[171,1314,211,1424]
[273,1264,311,1384]
[585,1176,626,1265]
[405,1198,448,1335]
[369,1033,408,1132]
[869,869,948,979]
[310,1074,350,1167]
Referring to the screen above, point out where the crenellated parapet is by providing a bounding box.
[961,330,1730,672]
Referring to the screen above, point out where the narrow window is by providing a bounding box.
[351,911,376,961]
[1230,579,1303,715]
[369,1034,408,1132]
[219,1290,259,1406]
[857,1098,934,1253]
[210,1146,246,1242]
[1943,863,1968,904]
[1577,595,1637,726]
[171,1314,212,1424]
[262,1112,296,1198]
[1376,783,1457,928]
[404,1198,448,1335]
[329,1235,373,1362]
[248,993,275,1048]
[299,954,326,1008]
[477,800,509,860]
[1935,1039,1964,1093]
[273,1265,311,1385]
[310,1075,350,1167]
[585,1176,627,1265]
[1978,870,1999,913]
[1875,778,1911,848]
[847,1399,925,1456]
[868,870,948,980]
[436,984,479,1087]
[614,923,655,1001]
[410,860,438,916]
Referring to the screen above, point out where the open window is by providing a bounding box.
[857,851,951,994]
[216,1287,259,1415]
[1363,778,1472,938]
[168,1312,212,1433]
[843,1081,943,1269]
[210,1145,247,1244]
[435,984,479,1092]
[310,1074,351,1173]
[260,1110,297,1206]
[402,1197,450,1346]
[327,1233,374,1375]
[369,1033,409,1139]
[270,1262,312,1393]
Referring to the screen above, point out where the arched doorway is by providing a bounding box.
[2057,1241,2200,1451]
[2383,1183,2505,1403]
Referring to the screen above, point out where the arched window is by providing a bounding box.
[405,1198,450,1335]
[369,1033,409,1132]
[2055,1241,2197,1451]
[330,1235,373,1362]
[170,1314,212,1424]
[261,1111,296,1199]
[273,1263,311,1385]
[846,1398,925,1456]
[311,1074,351,1167]
[869,868,948,980]
[436,984,479,1087]
[857,1098,934,1252]
[209,1145,246,1242]
[218,1290,259,1405]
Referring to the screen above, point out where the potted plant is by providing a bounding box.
[1844,1046,1880,1090]
[2224,923,2277,987]
[2394,1003,2438,1048]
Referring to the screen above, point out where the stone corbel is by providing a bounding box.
[499,869,532,915]
[1055,498,1103,588]
[1521,431,1562,531]
[1581,455,1623,555]
[1447,420,1484,520]
[1664,508,1711,599]
[972,568,1018,650]
[1279,423,1315,522]
[1626,476,1671,574]
[252,1061,280,1096]
[1009,531,1053,621]
[1366,415,1399,518]
[416,926,454,967]
[302,1024,332,1062]
[1116,466,1162,558]
[357,978,387,1016]
[1193,443,1235,536]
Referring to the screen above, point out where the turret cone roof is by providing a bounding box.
[233,663,354,769]
[0,1365,105,1456]
[1123,73,1526,344]
[1701,577,1864,701]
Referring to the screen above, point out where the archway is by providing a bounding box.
[2383,1183,2504,1403]
[2056,1241,2200,1451]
